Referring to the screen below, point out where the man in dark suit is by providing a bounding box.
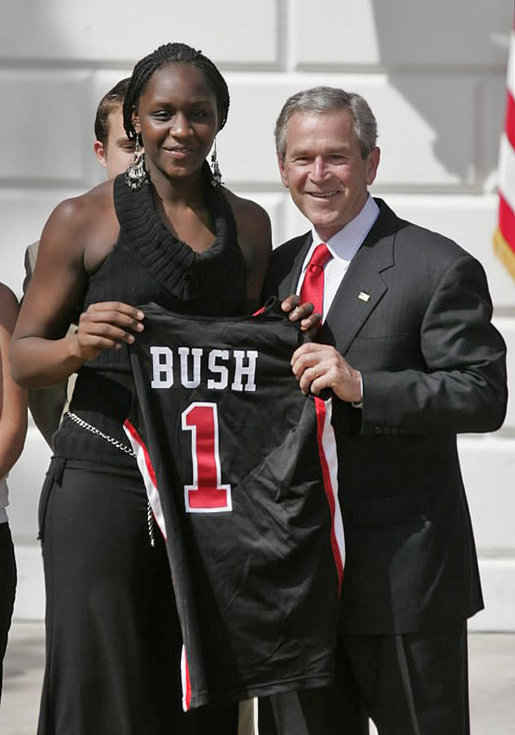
[262,87,507,735]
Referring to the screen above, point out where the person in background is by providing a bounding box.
[262,86,507,735]
[23,77,134,447]
[0,283,27,705]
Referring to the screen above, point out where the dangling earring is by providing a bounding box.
[210,139,223,188]
[125,136,149,191]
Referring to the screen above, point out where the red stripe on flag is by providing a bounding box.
[314,397,344,593]
[499,193,515,252]
[506,90,515,150]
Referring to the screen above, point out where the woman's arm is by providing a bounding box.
[11,188,144,388]
[0,284,27,478]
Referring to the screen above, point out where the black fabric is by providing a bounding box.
[0,522,16,704]
[259,624,469,735]
[111,166,246,315]
[37,459,238,735]
[125,303,343,708]
[53,170,247,467]
[259,688,343,735]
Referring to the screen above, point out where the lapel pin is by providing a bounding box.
[358,291,371,302]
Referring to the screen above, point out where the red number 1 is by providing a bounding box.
[182,402,232,513]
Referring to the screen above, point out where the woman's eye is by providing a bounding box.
[190,110,209,121]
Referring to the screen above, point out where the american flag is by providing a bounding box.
[494,17,515,280]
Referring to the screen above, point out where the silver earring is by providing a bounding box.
[125,137,149,191]
[210,139,223,188]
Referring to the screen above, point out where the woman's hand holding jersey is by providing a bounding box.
[74,301,145,361]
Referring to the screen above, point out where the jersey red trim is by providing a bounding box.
[123,419,167,540]
[181,645,192,711]
[314,397,345,594]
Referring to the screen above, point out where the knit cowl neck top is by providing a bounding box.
[53,168,248,467]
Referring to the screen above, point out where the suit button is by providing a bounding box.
[374,427,382,435]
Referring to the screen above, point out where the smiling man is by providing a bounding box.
[261,87,507,735]
[277,101,379,243]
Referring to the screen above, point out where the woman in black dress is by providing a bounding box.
[11,42,294,735]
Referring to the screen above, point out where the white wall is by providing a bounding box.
[2,0,514,629]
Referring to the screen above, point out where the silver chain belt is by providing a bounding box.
[65,411,136,456]
[65,411,155,546]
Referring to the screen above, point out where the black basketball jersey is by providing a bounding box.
[124,300,345,710]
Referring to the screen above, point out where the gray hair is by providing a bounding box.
[275,86,378,160]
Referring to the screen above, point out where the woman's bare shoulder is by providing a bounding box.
[37,180,118,267]
[48,179,115,229]
[225,190,270,227]
[224,189,272,248]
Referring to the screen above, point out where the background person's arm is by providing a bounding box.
[0,284,27,478]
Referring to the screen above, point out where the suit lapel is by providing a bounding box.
[322,200,397,354]
[278,232,313,298]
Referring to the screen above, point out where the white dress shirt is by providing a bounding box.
[296,195,380,321]
[296,195,380,406]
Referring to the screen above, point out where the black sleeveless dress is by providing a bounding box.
[37,171,247,735]
[54,169,247,467]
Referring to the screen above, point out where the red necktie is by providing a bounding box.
[300,243,332,320]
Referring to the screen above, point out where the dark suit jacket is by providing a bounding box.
[266,199,507,635]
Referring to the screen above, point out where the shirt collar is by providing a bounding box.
[306,195,380,267]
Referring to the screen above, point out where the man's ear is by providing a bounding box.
[93,140,107,169]
[277,154,289,188]
[365,147,380,186]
